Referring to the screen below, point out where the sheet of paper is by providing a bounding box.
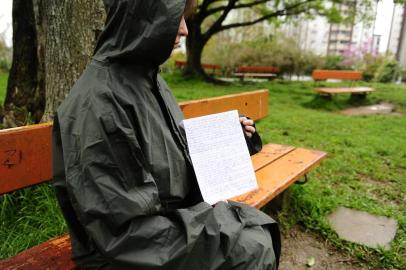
[183,110,258,205]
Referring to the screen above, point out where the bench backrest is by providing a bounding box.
[236,66,280,74]
[312,69,363,81]
[0,90,269,195]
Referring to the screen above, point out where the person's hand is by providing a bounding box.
[240,117,256,138]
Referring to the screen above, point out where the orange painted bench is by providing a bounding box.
[234,66,280,81]
[312,70,374,98]
[0,90,327,269]
[175,60,222,75]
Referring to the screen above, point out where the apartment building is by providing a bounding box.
[387,4,405,56]
[211,0,394,59]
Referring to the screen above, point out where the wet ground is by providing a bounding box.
[279,226,366,270]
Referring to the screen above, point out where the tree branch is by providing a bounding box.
[202,0,239,42]
[204,0,269,18]
[210,0,316,35]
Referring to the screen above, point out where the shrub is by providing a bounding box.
[0,36,11,73]
[322,55,353,70]
[202,34,324,77]
[162,51,185,74]
[0,58,10,73]
[354,53,386,81]
[373,59,400,83]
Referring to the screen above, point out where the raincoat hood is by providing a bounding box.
[94,0,185,65]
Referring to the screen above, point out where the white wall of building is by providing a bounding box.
[387,4,405,55]
[351,1,378,55]
[281,17,330,55]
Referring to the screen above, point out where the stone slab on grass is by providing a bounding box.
[340,103,396,116]
[327,207,397,249]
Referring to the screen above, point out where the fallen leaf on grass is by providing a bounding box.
[306,256,315,267]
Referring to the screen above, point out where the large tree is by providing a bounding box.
[3,0,104,127]
[184,0,384,79]
[40,0,105,122]
[3,0,42,127]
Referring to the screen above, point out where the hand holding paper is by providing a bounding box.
[183,110,258,205]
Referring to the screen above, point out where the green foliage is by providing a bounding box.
[0,72,7,106]
[203,35,324,76]
[322,55,351,70]
[400,70,406,83]
[0,35,11,73]
[198,0,381,34]
[373,59,401,83]
[161,51,186,75]
[355,53,386,82]
[349,53,401,83]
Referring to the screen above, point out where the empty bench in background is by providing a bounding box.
[234,66,280,82]
[0,89,327,270]
[175,60,222,76]
[312,69,374,99]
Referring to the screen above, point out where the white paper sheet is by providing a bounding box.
[183,110,258,205]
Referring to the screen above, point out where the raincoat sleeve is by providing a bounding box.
[64,97,220,268]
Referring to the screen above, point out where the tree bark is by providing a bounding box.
[3,0,105,127]
[4,0,43,126]
[185,18,207,79]
[40,0,105,122]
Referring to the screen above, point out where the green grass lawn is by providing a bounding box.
[0,73,7,106]
[1,73,405,268]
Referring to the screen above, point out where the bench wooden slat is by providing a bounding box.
[0,144,327,270]
[0,123,53,195]
[312,70,363,81]
[232,147,327,209]
[0,234,75,270]
[0,91,269,195]
[179,90,269,121]
[251,144,295,171]
[315,87,374,94]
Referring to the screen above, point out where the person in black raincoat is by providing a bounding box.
[52,0,281,269]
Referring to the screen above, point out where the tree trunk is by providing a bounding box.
[4,0,43,126]
[3,0,105,127]
[185,18,209,80]
[40,0,105,122]
[185,17,228,84]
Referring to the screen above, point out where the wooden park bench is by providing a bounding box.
[312,69,374,98]
[175,60,222,75]
[234,66,280,81]
[0,89,327,269]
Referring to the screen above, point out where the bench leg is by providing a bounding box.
[319,93,332,100]
[263,190,292,215]
[295,174,309,185]
[350,93,367,100]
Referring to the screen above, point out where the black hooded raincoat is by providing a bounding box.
[52,0,281,269]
